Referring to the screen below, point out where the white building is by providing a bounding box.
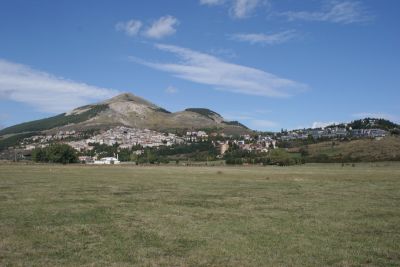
[93,157,120,165]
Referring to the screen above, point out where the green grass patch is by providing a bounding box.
[0,163,400,266]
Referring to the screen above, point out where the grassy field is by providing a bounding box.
[1,163,400,266]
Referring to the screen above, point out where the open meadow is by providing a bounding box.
[1,163,400,266]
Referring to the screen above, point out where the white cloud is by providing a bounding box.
[165,86,178,94]
[200,0,225,5]
[230,30,297,45]
[130,43,307,98]
[199,0,264,19]
[0,59,119,113]
[312,121,338,129]
[144,15,179,39]
[208,48,237,59]
[230,0,261,19]
[115,16,179,39]
[280,1,372,24]
[115,20,142,36]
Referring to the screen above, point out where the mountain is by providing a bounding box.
[0,93,250,136]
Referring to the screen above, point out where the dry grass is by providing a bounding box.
[1,163,400,266]
[306,136,400,161]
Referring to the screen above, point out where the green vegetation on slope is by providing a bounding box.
[330,117,399,131]
[349,118,398,130]
[0,164,399,266]
[0,104,109,135]
[0,132,38,150]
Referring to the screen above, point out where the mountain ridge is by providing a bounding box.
[0,92,250,136]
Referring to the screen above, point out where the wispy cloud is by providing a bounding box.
[144,15,179,39]
[280,1,373,24]
[199,0,225,5]
[208,48,237,59]
[165,86,178,94]
[0,59,119,113]
[200,0,264,19]
[130,43,307,97]
[230,30,297,45]
[115,20,142,36]
[352,112,399,122]
[230,0,262,19]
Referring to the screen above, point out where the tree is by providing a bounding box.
[32,147,48,162]
[268,149,295,166]
[299,148,309,157]
[32,144,77,164]
[47,144,78,164]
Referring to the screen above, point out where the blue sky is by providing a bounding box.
[0,0,399,131]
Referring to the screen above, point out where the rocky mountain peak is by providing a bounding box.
[103,92,160,109]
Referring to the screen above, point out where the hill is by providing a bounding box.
[327,118,399,131]
[347,118,398,131]
[0,93,250,137]
[301,136,400,162]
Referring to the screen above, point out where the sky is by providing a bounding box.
[0,0,399,131]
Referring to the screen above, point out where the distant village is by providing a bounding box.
[8,121,388,164]
[279,126,387,141]
[19,126,276,159]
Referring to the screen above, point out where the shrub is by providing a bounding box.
[32,144,77,164]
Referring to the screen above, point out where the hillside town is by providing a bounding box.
[0,118,395,164]
[17,126,276,155]
[22,126,185,152]
[11,124,390,157]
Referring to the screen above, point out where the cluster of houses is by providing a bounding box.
[22,127,185,152]
[213,135,276,155]
[280,126,387,141]
[67,127,184,152]
[350,128,388,138]
[24,130,83,150]
[185,131,209,142]
[236,135,276,153]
